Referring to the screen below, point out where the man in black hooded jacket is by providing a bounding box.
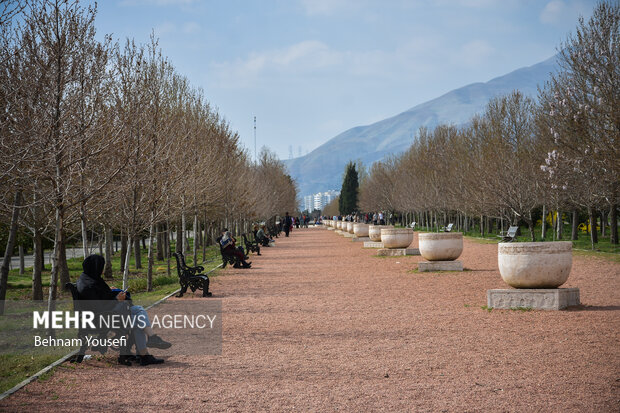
[77,255,171,366]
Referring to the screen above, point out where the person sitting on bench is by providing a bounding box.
[77,254,171,366]
[256,224,273,247]
[218,229,252,268]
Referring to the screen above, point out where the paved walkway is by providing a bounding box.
[2,228,619,411]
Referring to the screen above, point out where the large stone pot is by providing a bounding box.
[331,220,338,229]
[498,241,572,288]
[418,232,463,261]
[381,228,414,249]
[336,221,343,230]
[347,222,355,234]
[368,225,393,241]
[353,223,369,237]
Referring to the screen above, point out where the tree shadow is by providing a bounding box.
[565,305,620,311]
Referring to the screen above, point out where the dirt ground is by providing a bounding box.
[2,227,619,412]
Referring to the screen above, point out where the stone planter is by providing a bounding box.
[380,228,414,249]
[332,220,338,229]
[347,222,355,234]
[336,221,343,230]
[353,223,369,237]
[498,241,572,288]
[368,225,392,241]
[418,232,463,261]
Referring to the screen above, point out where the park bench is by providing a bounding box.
[65,282,134,363]
[499,225,519,242]
[440,223,454,232]
[218,241,240,268]
[172,252,212,297]
[242,233,261,255]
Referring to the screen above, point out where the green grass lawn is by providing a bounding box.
[1,241,223,394]
[408,223,619,261]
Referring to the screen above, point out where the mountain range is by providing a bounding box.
[284,54,559,197]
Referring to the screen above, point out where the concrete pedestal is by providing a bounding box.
[418,260,463,272]
[487,288,580,310]
[343,233,355,238]
[327,227,335,230]
[363,241,384,248]
[377,248,420,256]
[352,236,371,242]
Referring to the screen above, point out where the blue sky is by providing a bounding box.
[95,0,595,160]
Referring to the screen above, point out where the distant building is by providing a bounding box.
[303,195,313,212]
[302,190,340,212]
[313,193,323,211]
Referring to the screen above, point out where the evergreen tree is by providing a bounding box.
[339,162,359,215]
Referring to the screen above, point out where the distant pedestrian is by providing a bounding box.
[283,212,293,237]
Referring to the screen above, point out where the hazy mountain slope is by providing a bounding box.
[286,55,558,196]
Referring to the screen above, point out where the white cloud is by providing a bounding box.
[454,40,495,67]
[540,0,592,25]
[211,40,345,87]
[300,0,365,16]
[183,22,201,34]
[540,0,568,23]
[120,0,197,6]
[153,21,176,36]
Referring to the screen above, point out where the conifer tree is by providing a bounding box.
[339,162,359,215]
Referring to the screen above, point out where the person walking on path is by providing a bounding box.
[283,212,293,237]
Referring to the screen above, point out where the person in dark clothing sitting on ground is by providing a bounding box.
[217,229,252,268]
[77,254,171,366]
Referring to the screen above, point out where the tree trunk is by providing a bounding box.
[600,210,606,237]
[58,238,70,286]
[176,220,182,253]
[48,193,68,327]
[480,215,484,237]
[571,209,578,241]
[104,225,113,280]
[193,213,198,265]
[527,211,536,242]
[134,236,142,269]
[541,205,547,240]
[80,203,88,259]
[588,206,598,249]
[156,223,164,261]
[0,191,22,315]
[122,235,132,290]
[182,212,187,253]
[611,203,618,245]
[202,212,207,262]
[32,229,43,300]
[557,211,563,240]
[120,232,128,272]
[98,230,103,256]
[40,243,45,272]
[147,216,154,292]
[166,219,171,277]
[19,245,24,275]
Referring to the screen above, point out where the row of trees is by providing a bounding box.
[0,0,298,313]
[359,1,618,247]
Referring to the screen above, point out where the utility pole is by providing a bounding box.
[254,116,257,164]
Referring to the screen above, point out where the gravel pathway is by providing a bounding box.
[2,228,619,412]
